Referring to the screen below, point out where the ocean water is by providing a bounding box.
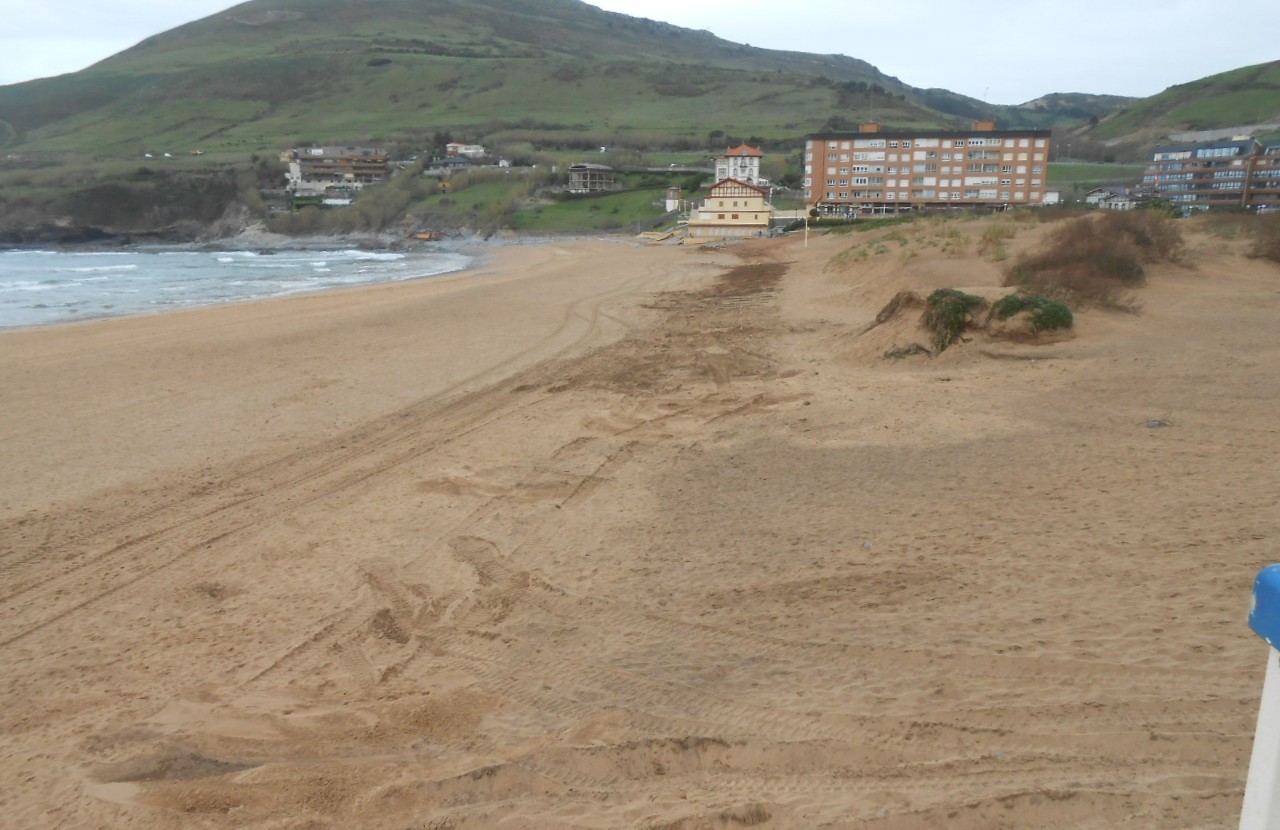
[0,246,473,329]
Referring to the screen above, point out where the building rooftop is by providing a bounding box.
[808,127,1049,140]
[1150,138,1257,155]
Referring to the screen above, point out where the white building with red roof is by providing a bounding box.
[715,144,765,185]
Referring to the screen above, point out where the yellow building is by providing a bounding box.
[687,179,772,239]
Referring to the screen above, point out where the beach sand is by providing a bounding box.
[1,219,1277,828]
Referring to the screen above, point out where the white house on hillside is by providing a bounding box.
[446,142,486,159]
[715,144,765,185]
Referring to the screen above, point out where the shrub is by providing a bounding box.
[1248,213,1280,264]
[978,222,1016,256]
[922,288,984,352]
[1004,211,1183,310]
[1199,211,1254,239]
[1111,210,1185,260]
[990,293,1073,333]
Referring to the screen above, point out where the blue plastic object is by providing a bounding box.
[1250,565,1280,648]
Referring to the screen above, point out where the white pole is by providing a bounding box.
[1241,648,1280,829]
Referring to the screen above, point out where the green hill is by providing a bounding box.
[7,0,1271,238]
[0,0,951,158]
[0,0,1143,159]
[1085,60,1280,148]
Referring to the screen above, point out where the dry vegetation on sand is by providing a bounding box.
[1004,210,1185,310]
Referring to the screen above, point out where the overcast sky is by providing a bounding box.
[1,0,1275,104]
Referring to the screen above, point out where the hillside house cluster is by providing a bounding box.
[1083,188,1141,211]
[1139,137,1280,211]
[804,121,1052,215]
[446,142,487,159]
[285,146,389,196]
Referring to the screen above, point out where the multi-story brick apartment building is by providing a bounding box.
[804,121,1052,215]
[1140,138,1280,211]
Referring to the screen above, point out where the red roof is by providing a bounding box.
[724,144,763,157]
[708,178,768,196]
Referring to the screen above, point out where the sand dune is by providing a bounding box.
[1,219,1277,828]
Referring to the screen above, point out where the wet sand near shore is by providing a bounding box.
[1,221,1277,828]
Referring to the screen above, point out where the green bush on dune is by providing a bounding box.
[990,293,1074,333]
[923,288,984,352]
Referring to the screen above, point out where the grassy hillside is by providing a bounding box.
[2,0,1271,238]
[915,89,1135,130]
[0,0,952,160]
[1088,61,1280,145]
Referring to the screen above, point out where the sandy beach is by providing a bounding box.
[1,218,1277,828]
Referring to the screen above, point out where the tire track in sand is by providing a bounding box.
[0,264,673,649]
